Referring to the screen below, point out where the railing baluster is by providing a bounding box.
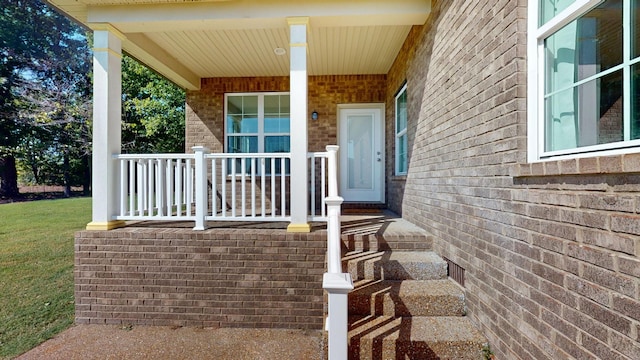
[139,160,145,216]
[281,157,286,218]
[241,158,246,218]
[146,159,152,216]
[176,159,182,217]
[261,158,266,217]
[231,157,236,218]
[321,156,326,218]
[166,159,173,216]
[120,159,126,217]
[157,159,165,216]
[271,157,276,217]
[221,157,227,218]
[251,157,256,217]
[128,160,135,216]
[310,155,316,217]
[186,158,193,217]
[212,158,217,218]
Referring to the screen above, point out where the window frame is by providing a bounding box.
[395,83,408,175]
[527,0,640,162]
[224,92,291,154]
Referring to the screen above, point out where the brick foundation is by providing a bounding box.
[75,228,327,329]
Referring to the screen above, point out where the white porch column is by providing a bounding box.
[86,25,126,230]
[287,17,310,233]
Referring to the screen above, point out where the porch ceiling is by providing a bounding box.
[46,0,431,90]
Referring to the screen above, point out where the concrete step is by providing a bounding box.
[348,315,485,360]
[340,214,433,252]
[345,251,448,281]
[349,280,466,317]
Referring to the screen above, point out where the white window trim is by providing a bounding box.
[395,83,408,175]
[224,92,290,154]
[527,0,640,162]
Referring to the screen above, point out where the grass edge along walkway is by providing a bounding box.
[0,197,91,359]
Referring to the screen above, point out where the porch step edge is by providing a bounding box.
[348,279,466,317]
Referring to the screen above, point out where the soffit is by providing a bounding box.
[46,0,430,89]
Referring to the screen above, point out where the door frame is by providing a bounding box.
[337,103,386,203]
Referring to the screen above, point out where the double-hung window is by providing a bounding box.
[395,83,408,175]
[225,92,290,174]
[527,0,640,162]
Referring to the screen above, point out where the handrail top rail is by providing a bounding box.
[114,153,196,160]
[115,151,332,160]
[204,152,291,159]
[308,151,329,158]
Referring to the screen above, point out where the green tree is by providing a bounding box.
[122,56,185,154]
[17,38,92,196]
[0,0,89,197]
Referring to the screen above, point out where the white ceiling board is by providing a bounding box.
[46,0,430,86]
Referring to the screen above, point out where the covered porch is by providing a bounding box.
[75,0,432,233]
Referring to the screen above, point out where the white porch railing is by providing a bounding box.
[115,146,334,226]
[116,153,197,221]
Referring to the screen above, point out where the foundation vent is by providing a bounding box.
[443,257,465,287]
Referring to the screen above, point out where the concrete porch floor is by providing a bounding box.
[122,209,425,235]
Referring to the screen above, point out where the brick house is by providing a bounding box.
[48,0,640,359]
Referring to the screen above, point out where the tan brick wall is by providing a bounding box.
[388,0,640,359]
[75,228,327,329]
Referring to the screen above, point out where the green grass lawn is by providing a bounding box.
[0,197,91,359]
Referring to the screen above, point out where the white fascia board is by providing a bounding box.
[87,0,431,32]
[124,33,201,90]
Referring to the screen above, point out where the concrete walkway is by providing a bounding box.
[16,325,324,360]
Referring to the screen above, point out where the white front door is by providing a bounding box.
[338,104,385,203]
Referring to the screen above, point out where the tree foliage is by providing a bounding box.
[1,0,90,197]
[122,56,185,154]
[0,0,186,198]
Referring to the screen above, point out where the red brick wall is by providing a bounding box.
[186,75,386,154]
[388,0,640,359]
[75,228,327,329]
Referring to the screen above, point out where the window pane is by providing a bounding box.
[540,0,577,26]
[264,95,290,134]
[545,0,622,94]
[397,134,407,174]
[265,136,290,175]
[227,115,258,134]
[347,115,373,190]
[545,70,623,151]
[265,117,290,133]
[243,96,258,115]
[265,136,290,153]
[227,136,258,153]
[634,0,640,59]
[227,96,243,114]
[632,63,640,139]
[264,95,290,114]
[396,89,407,132]
[227,95,258,115]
